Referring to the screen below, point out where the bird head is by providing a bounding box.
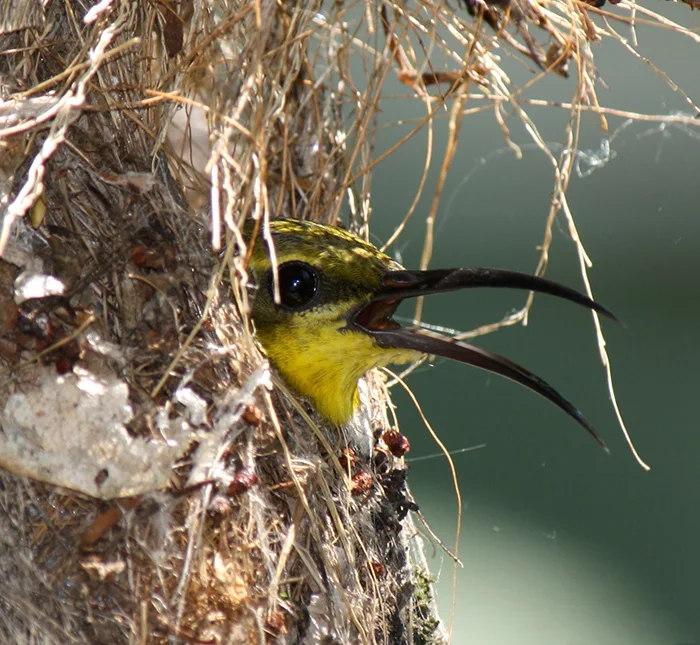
[244,219,614,450]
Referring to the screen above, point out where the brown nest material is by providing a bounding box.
[0,0,697,643]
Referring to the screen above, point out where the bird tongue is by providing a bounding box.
[352,298,402,331]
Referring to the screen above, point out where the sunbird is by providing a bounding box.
[244,219,615,450]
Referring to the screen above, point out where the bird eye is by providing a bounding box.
[273,261,319,310]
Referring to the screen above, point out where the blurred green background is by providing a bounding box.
[364,5,699,643]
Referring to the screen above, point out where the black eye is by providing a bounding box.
[273,261,319,310]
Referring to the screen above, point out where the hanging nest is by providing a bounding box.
[0,0,697,643]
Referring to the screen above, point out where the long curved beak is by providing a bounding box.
[350,267,617,451]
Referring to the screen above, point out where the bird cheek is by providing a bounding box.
[374,347,422,369]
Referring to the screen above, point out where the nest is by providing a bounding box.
[0,0,697,643]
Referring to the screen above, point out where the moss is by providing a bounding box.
[411,568,443,645]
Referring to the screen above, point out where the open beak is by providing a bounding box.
[350,268,618,452]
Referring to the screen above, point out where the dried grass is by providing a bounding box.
[0,0,697,643]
